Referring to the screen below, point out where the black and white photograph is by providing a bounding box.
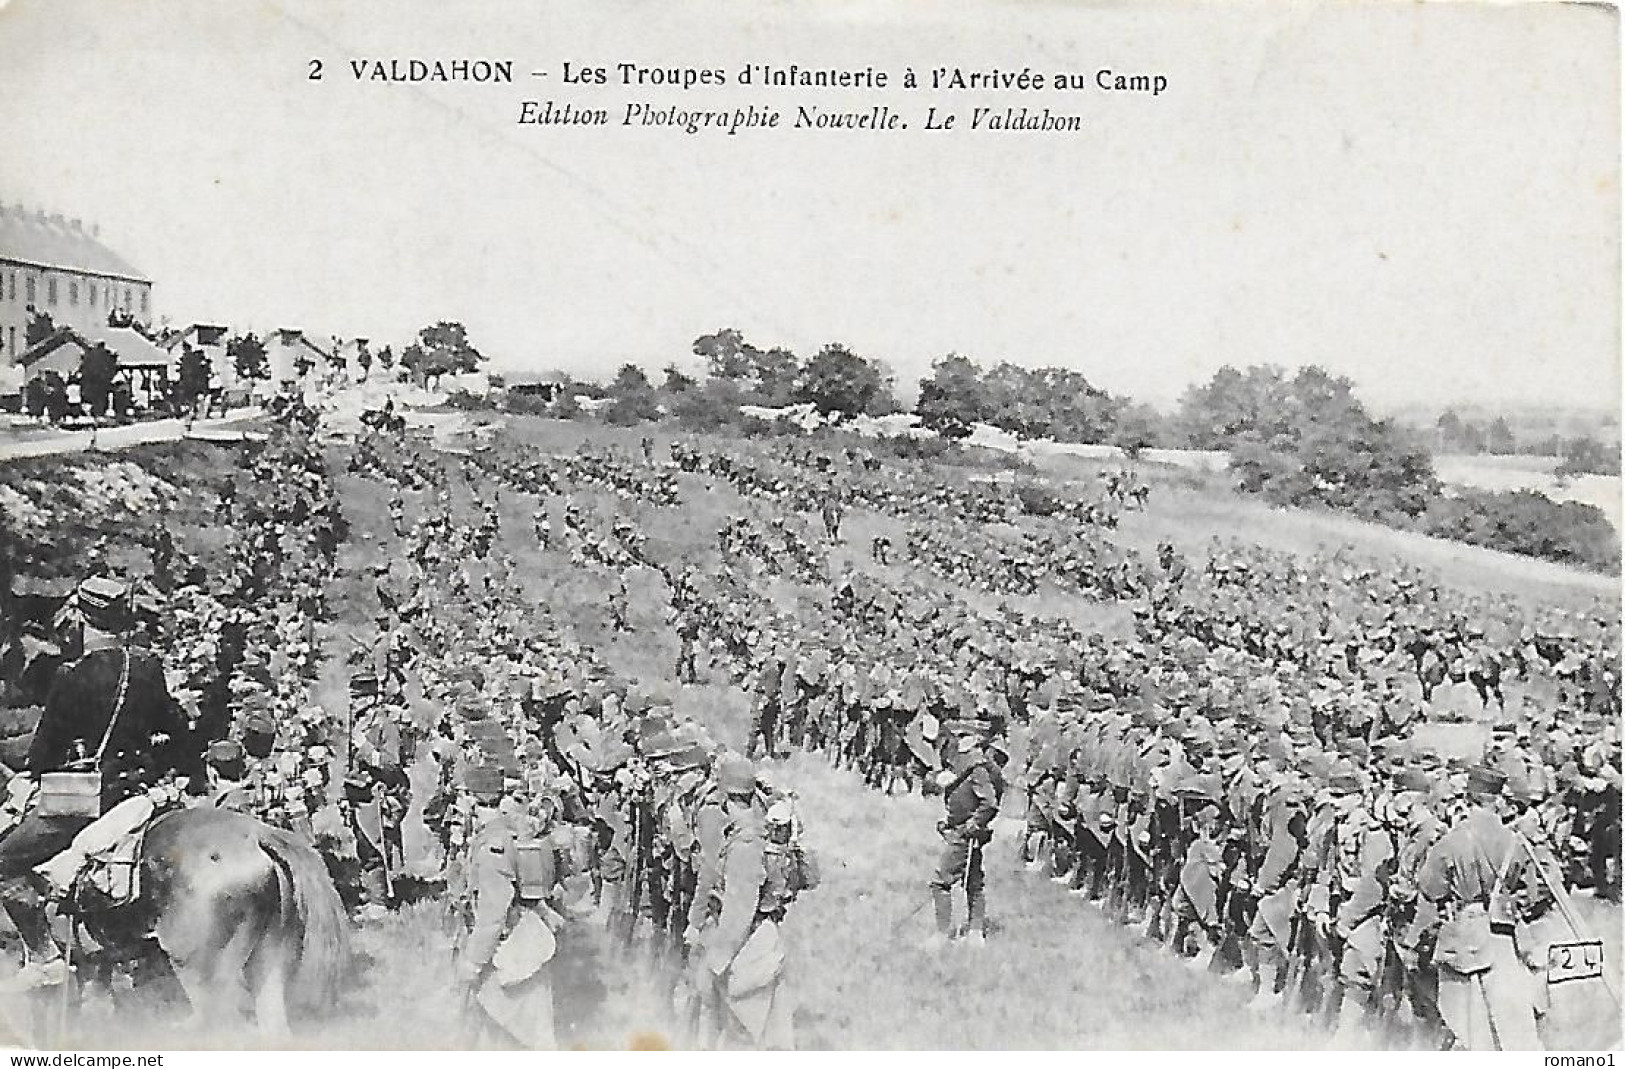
[0,0,1618,1055]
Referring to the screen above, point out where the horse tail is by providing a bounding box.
[257,824,351,1015]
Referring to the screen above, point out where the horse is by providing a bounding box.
[71,805,351,1040]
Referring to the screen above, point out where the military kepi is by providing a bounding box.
[78,576,131,632]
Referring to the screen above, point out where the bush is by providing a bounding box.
[603,393,661,426]
[1422,489,1619,573]
[442,390,494,411]
[738,414,798,438]
[667,390,739,432]
[1016,482,1062,517]
[871,435,955,463]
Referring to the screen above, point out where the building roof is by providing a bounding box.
[158,323,229,350]
[18,321,172,370]
[268,328,332,359]
[0,205,149,283]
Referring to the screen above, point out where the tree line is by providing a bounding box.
[520,330,1616,573]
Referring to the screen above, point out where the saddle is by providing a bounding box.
[35,792,171,910]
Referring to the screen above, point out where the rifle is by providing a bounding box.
[1279,882,1312,1012]
[1515,830,1621,1009]
[619,793,651,946]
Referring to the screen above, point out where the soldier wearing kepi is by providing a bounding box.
[927,733,1007,948]
[1416,764,1542,1050]
[456,766,567,1050]
[695,754,800,1049]
[0,575,204,991]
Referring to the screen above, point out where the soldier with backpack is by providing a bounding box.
[456,766,568,1050]
[693,754,817,1049]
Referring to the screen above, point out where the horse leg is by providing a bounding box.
[249,935,292,1040]
[166,917,259,1032]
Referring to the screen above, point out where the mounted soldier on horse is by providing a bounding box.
[0,574,350,1038]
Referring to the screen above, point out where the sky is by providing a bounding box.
[0,0,1617,412]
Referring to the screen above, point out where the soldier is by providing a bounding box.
[1246,773,1309,1011]
[675,611,702,686]
[608,579,632,634]
[0,575,205,991]
[456,767,567,1050]
[820,499,843,542]
[1416,765,1542,1050]
[694,754,800,1049]
[205,738,259,812]
[927,733,1006,948]
[746,648,786,760]
[1386,770,1449,1045]
[344,758,411,920]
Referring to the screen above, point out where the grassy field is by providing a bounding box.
[13,413,1621,1050]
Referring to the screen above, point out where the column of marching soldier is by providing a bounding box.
[593,433,1620,1051]
[471,427,1620,1049]
[461,427,1621,1050]
[10,409,1617,1051]
[2,410,820,1048]
[331,425,819,1049]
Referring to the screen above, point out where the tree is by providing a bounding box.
[661,363,697,393]
[376,344,395,371]
[1108,401,1166,458]
[1557,435,1621,477]
[24,310,56,349]
[1175,364,1295,449]
[1487,416,1517,454]
[612,363,652,393]
[1436,408,1464,451]
[693,328,755,380]
[792,343,894,419]
[177,347,212,407]
[750,346,801,405]
[228,333,269,382]
[915,353,987,439]
[24,371,68,423]
[1028,367,1120,443]
[78,343,119,418]
[401,321,485,390]
[1186,363,1440,520]
[981,362,1052,439]
[605,362,661,425]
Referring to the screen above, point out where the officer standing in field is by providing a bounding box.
[927,732,1007,948]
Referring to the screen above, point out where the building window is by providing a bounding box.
[139,290,149,317]
[6,327,13,358]
[124,287,132,310]
[46,277,57,306]
[89,283,97,309]
[7,272,14,301]
[24,275,35,305]
[69,281,79,306]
